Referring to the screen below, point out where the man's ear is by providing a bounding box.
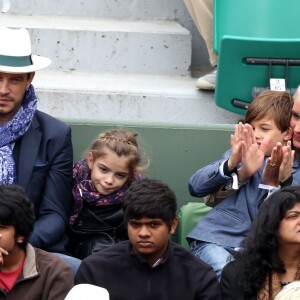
[170,217,178,235]
[283,127,293,141]
[26,72,35,89]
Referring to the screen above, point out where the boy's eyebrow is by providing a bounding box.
[128,219,163,224]
[257,122,272,126]
[251,120,272,126]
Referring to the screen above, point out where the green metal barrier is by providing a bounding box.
[67,120,233,209]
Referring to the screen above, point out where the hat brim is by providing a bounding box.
[0,55,51,73]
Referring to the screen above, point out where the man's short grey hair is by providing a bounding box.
[293,86,300,99]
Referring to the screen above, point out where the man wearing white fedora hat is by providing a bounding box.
[0,27,79,270]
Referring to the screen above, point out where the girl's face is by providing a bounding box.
[278,202,300,247]
[88,148,131,195]
[291,94,300,149]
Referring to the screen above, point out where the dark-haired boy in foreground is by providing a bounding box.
[0,185,74,299]
[75,178,220,300]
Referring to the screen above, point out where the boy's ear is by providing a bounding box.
[283,127,293,141]
[16,235,25,244]
[169,217,178,235]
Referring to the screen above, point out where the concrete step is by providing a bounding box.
[3,0,207,73]
[0,15,191,76]
[33,71,241,125]
[6,0,187,21]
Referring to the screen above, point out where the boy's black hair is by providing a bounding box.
[0,185,35,249]
[123,178,177,229]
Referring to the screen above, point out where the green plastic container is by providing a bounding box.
[213,0,300,114]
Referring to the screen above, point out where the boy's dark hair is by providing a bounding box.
[0,185,35,249]
[123,178,177,229]
[245,90,293,132]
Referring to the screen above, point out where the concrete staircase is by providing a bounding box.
[0,0,240,125]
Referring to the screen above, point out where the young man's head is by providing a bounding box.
[245,90,293,155]
[0,72,35,124]
[123,178,178,266]
[0,185,35,250]
[0,27,51,124]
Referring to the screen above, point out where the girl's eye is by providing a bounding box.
[116,173,126,179]
[99,167,108,173]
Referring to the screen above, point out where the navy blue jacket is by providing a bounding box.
[14,110,73,253]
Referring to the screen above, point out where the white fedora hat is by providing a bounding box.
[0,26,51,73]
[64,284,110,300]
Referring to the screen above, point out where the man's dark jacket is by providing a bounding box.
[13,110,73,253]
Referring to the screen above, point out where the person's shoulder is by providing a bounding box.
[73,159,87,169]
[170,243,219,286]
[34,110,70,131]
[32,111,71,143]
[34,247,64,261]
[34,247,71,270]
[82,241,129,264]
[171,242,213,270]
[222,258,244,277]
